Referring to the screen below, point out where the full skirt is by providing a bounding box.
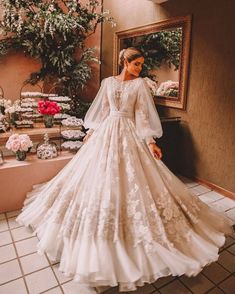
[16,115,233,292]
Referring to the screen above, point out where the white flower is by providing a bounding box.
[0,98,12,108]
[156,80,179,96]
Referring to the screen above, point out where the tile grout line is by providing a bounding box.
[174,278,194,294]
[1,216,64,293]
[5,213,30,294]
[0,249,38,263]
[201,268,229,286]
[5,213,66,294]
[43,251,66,294]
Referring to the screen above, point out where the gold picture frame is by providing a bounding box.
[113,15,192,109]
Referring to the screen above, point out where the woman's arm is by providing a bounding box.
[135,79,163,158]
[83,78,110,142]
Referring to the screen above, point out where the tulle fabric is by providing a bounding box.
[16,77,233,292]
[16,114,233,292]
[83,77,162,144]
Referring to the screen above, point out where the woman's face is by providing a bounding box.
[125,56,144,77]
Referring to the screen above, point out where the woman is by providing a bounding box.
[17,47,233,292]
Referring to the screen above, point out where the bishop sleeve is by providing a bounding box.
[83,78,110,135]
[135,78,163,145]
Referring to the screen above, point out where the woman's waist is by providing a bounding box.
[108,110,134,119]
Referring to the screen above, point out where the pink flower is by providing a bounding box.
[11,140,21,152]
[5,133,33,153]
[20,140,31,151]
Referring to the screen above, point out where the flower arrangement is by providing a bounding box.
[143,77,158,96]
[0,98,12,114]
[6,134,33,160]
[6,134,33,152]
[38,101,61,116]
[156,80,179,97]
[38,100,61,128]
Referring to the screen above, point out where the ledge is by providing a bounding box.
[0,151,73,170]
[0,122,61,146]
[0,151,74,213]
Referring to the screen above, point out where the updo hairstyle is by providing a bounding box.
[118,47,143,69]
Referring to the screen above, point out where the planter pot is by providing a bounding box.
[44,115,54,128]
[15,150,27,161]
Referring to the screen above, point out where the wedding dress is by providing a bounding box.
[16,77,233,292]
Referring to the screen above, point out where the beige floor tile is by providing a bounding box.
[128,283,156,294]
[8,217,23,230]
[159,279,191,294]
[180,273,214,293]
[62,281,97,294]
[99,286,119,293]
[15,236,38,257]
[46,254,60,265]
[153,275,176,289]
[96,285,112,293]
[189,185,211,196]
[43,287,63,294]
[227,244,235,255]
[11,226,33,242]
[220,236,235,251]
[0,244,17,264]
[228,228,235,240]
[0,219,8,233]
[0,231,12,246]
[206,287,225,294]
[202,262,230,284]
[199,191,224,204]
[0,259,22,285]
[211,198,235,212]
[179,176,198,188]
[226,207,235,221]
[217,250,235,272]
[6,210,21,218]
[0,213,6,221]
[20,252,49,274]
[25,267,58,294]
[52,264,71,284]
[218,276,235,293]
[0,278,27,294]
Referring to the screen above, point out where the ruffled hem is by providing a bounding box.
[16,215,231,292]
[15,114,234,292]
[34,233,224,292]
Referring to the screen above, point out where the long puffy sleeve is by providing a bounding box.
[135,78,163,144]
[83,78,110,134]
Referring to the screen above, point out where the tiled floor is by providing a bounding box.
[0,178,235,294]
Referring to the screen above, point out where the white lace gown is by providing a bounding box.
[16,77,233,292]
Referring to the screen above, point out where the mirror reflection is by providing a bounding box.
[114,15,192,109]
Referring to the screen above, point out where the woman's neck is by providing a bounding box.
[115,70,137,81]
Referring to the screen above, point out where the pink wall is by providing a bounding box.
[0,153,73,213]
[0,1,101,102]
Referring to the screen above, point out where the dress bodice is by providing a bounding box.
[83,76,163,144]
[107,76,141,114]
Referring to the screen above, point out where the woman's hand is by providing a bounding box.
[83,133,91,143]
[148,142,162,160]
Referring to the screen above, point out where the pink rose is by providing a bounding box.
[11,140,21,152]
[20,140,30,151]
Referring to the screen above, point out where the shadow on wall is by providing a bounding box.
[177,121,198,178]
[158,106,198,177]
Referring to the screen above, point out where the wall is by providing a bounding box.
[0,1,102,102]
[102,0,235,192]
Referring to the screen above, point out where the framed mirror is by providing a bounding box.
[113,15,192,109]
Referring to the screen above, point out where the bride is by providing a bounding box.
[16,47,233,292]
